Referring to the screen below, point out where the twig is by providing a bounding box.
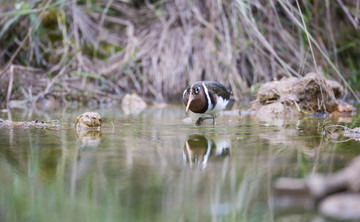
[296,0,318,74]
[99,0,114,29]
[326,0,338,67]
[71,0,84,70]
[337,0,358,29]
[356,0,360,24]
[6,65,14,107]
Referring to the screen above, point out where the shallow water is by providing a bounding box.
[0,105,359,222]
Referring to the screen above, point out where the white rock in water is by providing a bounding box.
[182,117,192,123]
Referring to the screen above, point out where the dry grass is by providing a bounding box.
[0,0,359,107]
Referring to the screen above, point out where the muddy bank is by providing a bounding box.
[0,118,61,128]
[251,73,353,117]
[0,112,103,148]
[0,111,103,130]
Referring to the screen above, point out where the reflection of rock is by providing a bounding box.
[76,129,102,147]
[255,118,323,160]
[183,134,230,168]
[75,112,102,128]
[121,93,147,114]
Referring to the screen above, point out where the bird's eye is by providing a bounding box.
[195,87,200,94]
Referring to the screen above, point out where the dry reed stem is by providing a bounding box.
[6,65,14,107]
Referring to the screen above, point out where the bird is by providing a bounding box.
[183,81,231,125]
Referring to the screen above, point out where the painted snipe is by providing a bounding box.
[183,81,231,125]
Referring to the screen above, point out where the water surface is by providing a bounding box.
[0,105,359,221]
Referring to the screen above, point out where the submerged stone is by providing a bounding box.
[75,112,102,128]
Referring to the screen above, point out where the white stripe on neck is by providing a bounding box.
[202,83,213,111]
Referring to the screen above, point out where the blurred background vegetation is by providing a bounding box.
[0,0,359,107]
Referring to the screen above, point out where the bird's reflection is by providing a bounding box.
[183,134,230,168]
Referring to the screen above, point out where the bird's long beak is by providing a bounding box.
[185,94,194,114]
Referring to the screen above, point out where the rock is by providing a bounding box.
[251,72,352,117]
[256,101,284,116]
[75,112,102,128]
[336,100,353,112]
[319,193,360,220]
[256,77,298,105]
[121,93,147,114]
[182,117,192,123]
[326,79,344,98]
[295,72,338,112]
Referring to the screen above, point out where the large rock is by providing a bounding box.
[251,72,352,117]
[75,112,102,128]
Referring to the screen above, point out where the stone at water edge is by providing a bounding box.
[121,93,147,114]
[250,72,353,117]
[75,112,102,128]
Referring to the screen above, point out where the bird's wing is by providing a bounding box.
[205,82,231,100]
